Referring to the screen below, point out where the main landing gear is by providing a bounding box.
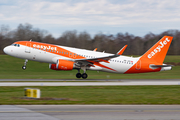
[76,73,88,79]
[76,68,88,79]
[22,59,28,70]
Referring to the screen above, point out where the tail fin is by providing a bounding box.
[141,36,173,64]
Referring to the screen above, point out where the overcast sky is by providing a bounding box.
[0,0,180,38]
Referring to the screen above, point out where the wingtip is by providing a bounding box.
[117,45,128,55]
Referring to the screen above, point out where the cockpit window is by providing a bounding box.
[11,44,20,47]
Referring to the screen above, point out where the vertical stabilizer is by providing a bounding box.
[141,36,173,64]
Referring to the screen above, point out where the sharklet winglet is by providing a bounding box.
[116,45,127,55]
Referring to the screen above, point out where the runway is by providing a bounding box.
[0,79,180,86]
[1,80,180,120]
[1,105,180,120]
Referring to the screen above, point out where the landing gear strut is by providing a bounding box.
[76,67,88,79]
[22,59,28,70]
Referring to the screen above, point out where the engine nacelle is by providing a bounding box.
[49,59,74,70]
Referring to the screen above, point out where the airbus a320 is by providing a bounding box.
[3,36,173,79]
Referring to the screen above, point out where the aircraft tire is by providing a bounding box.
[82,73,88,79]
[22,66,26,70]
[76,73,82,78]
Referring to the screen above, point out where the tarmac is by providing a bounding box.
[1,105,180,120]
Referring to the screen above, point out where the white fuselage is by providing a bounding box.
[4,44,140,73]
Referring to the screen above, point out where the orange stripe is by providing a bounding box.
[15,41,85,59]
[88,60,116,72]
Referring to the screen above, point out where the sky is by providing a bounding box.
[0,0,180,38]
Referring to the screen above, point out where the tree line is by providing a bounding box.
[0,23,180,55]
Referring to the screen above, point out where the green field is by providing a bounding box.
[0,86,180,105]
[0,55,180,79]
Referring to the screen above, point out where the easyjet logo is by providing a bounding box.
[148,38,170,59]
[33,44,57,51]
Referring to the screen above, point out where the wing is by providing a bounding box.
[74,54,119,63]
[73,45,127,66]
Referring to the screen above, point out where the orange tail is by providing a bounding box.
[125,36,173,74]
[141,36,173,64]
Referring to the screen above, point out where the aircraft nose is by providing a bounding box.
[3,46,9,54]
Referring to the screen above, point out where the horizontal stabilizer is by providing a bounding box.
[150,64,174,67]
[150,64,173,71]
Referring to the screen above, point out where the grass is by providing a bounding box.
[0,86,180,105]
[0,55,180,79]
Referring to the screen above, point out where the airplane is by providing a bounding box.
[3,36,173,79]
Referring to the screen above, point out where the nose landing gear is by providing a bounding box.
[22,59,28,70]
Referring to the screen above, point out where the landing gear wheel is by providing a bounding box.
[82,73,88,79]
[76,73,82,78]
[22,66,26,70]
[22,59,28,70]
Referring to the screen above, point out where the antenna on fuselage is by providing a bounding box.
[30,39,32,42]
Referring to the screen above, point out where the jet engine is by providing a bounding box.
[49,59,75,70]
